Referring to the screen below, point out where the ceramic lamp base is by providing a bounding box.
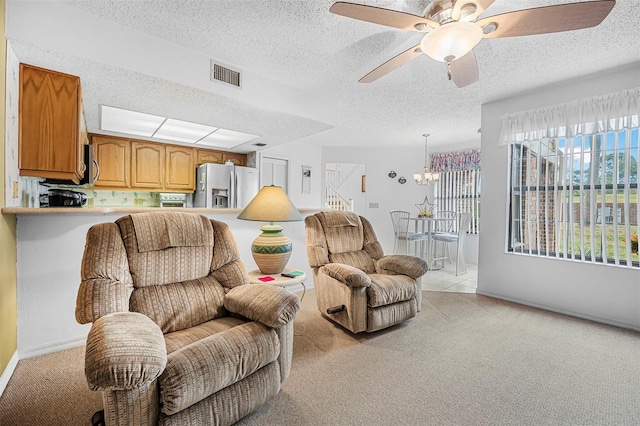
[251,224,292,274]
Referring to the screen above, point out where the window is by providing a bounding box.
[432,150,481,234]
[505,89,639,268]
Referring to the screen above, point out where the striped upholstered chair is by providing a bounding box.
[75,211,300,426]
[305,210,428,334]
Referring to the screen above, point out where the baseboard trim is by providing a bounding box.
[0,351,19,398]
[19,336,86,360]
[476,290,640,332]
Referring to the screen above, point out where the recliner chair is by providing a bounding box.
[305,210,428,333]
[76,211,300,426]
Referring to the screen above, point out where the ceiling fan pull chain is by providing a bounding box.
[446,61,452,81]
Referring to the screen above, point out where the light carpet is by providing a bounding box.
[1,290,639,425]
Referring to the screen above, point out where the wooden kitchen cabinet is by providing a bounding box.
[130,142,195,190]
[88,134,243,192]
[222,152,247,166]
[92,135,130,188]
[197,149,248,167]
[196,149,224,165]
[131,141,165,188]
[165,145,195,190]
[19,64,86,183]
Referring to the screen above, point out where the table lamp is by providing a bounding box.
[237,185,303,274]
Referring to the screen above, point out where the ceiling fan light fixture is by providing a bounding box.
[420,21,482,62]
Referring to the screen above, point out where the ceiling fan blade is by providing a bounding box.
[359,45,422,83]
[452,0,495,21]
[450,50,479,88]
[330,2,438,32]
[477,0,616,39]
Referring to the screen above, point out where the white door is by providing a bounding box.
[261,156,289,193]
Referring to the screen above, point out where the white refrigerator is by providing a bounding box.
[193,161,259,209]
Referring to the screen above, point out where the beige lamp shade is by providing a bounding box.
[237,185,303,222]
[237,185,303,274]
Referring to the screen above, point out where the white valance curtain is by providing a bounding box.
[499,87,640,146]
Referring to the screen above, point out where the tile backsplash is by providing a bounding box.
[36,186,161,208]
[78,189,160,207]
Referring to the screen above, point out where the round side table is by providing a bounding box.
[247,267,307,301]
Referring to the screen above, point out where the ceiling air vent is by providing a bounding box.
[211,61,241,88]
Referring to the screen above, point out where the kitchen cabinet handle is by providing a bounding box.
[93,159,100,181]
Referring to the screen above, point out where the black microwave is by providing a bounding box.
[79,144,99,185]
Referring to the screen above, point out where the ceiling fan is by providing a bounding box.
[330,0,616,87]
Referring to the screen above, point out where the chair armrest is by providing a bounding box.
[85,312,167,391]
[320,263,371,288]
[224,284,300,328]
[376,255,428,279]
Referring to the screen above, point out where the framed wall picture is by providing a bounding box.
[302,165,311,193]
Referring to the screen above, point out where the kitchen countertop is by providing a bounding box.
[1,206,321,215]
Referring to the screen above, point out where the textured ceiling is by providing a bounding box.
[6,0,640,151]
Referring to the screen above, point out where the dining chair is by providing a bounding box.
[389,210,429,258]
[431,212,473,275]
[433,210,457,234]
[426,210,457,263]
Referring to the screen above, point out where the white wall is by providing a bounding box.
[479,63,640,330]
[323,145,480,262]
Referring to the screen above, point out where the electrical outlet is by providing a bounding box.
[12,181,19,198]
[369,202,379,208]
[134,198,144,206]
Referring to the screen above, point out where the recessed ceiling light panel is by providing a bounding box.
[197,129,259,149]
[154,118,217,143]
[99,105,259,148]
[100,105,165,137]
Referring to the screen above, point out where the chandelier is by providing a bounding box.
[413,133,440,185]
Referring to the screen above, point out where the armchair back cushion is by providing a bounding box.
[307,210,384,273]
[118,212,214,287]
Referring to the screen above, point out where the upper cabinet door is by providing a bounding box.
[222,152,247,166]
[165,145,195,190]
[92,135,130,188]
[131,141,164,188]
[19,64,83,182]
[196,149,224,166]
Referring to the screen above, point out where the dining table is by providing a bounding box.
[409,216,456,269]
